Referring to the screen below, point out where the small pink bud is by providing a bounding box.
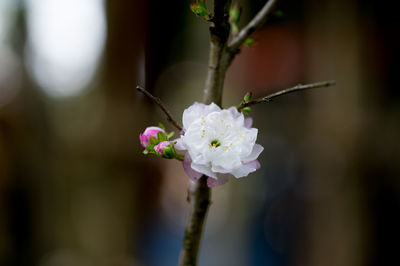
[139,126,165,148]
[154,141,174,158]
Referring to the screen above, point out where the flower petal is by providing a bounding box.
[139,133,148,147]
[140,126,165,147]
[183,153,203,181]
[182,102,204,130]
[144,126,165,134]
[239,128,258,157]
[174,137,186,150]
[242,144,263,163]
[180,102,262,184]
[231,160,261,178]
[207,174,229,187]
[244,117,253,128]
[182,102,220,130]
[191,162,217,178]
[204,102,221,114]
[227,106,241,118]
[211,164,232,174]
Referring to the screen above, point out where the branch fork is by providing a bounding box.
[138,1,335,265]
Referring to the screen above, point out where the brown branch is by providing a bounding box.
[203,0,232,105]
[136,86,182,131]
[237,80,336,111]
[179,1,232,266]
[179,2,330,266]
[179,175,210,266]
[228,0,279,52]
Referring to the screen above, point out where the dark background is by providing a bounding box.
[1,0,399,265]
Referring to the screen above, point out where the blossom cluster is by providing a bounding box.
[140,126,178,159]
[140,102,263,186]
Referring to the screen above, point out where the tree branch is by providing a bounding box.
[203,0,232,105]
[228,0,279,51]
[179,1,232,266]
[237,80,336,111]
[136,86,182,131]
[179,175,210,266]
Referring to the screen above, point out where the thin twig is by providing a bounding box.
[238,80,336,111]
[228,0,279,51]
[136,86,182,131]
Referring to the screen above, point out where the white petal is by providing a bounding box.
[191,162,217,178]
[183,153,203,181]
[239,128,258,157]
[180,102,262,183]
[188,149,207,165]
[242,144,263,163]
[211,154,241,171]
[174,137,186,150]
[227,106,241,118]
[182,102,220,130]
[182,102,205,130]
[231,160,260,178]
[211,164,233,174]
[204,102,221,114]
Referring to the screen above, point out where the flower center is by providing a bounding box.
[209,139,221,148]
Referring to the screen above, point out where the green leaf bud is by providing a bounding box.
[190,1,210,20]
[244,38,254,47]
[229,4,241,24]
[242,107,251,114]
[243,92,252,102]
[167,132,175,139]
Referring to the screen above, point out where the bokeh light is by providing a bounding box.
[25,0,106,98]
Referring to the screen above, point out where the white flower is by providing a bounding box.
[176,102,263,187]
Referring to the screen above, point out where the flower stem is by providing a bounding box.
[175,153,185,161]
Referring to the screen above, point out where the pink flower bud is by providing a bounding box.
[154,141,174,158]
[139,126,165,148]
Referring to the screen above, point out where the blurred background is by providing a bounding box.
[1,0,399,265]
